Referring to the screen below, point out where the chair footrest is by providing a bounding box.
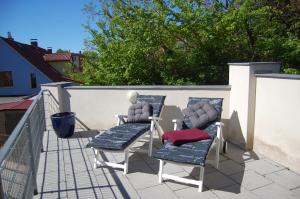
[162,174,202,186]
[95,160,125,170]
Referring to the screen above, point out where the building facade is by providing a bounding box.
[0,36,69,96]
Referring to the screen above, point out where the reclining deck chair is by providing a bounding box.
[87,95,166,174]
[153,97,225,192]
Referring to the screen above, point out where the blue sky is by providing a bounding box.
[0,0,94,53]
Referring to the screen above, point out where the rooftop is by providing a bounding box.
[35,126,300,199]
[0,37,67,82]
[0,99,32,111]
[1,62,300,199]
[43,53,72,62]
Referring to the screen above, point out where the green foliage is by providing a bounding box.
[82,0,300,85]
[56,48,69,53]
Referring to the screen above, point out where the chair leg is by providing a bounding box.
[158,160,164,183]
[215,138,220,169]
[198,167,204,192]
[148,131,153,157]
[93,149,100,169]
[223,140,227,153]
[124,150,129,174]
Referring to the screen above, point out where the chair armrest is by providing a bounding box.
[215,122,224,127]
[149,116,162,121]
[115,114,127,125]
[215,122,224,140]
[115,114,128,119]
[172,119,183,130]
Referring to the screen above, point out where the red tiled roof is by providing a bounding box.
[43,53,72,62]
[0,100,32,111]
[0,37,70,82]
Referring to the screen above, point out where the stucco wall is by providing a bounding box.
[254,75,300,172]
[42,85,231,134]
[228,63,280,149]
[0,39,51,96]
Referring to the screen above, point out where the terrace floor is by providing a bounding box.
[35,126,300,199]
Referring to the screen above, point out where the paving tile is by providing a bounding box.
[149,161,185,174]
[175,187,218,199]
[139,152,160,165]
[77,188,100,198]
[230,170,273,190]
[218,159,245,175]
[36,129,299,199]
[207,150,228,162]
[243,159,284,175]
[187,165,217,178]
[138,184,178,199]
[253,183,298,199]
[213,184,260,199]
[291,187,300,198]
[164,171,197,191]
[126,171,159,190]
[128,156,155,174]
[37,192,59,199]
[265,169,300,190]
[204,171,236,189]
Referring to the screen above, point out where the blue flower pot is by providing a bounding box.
[51,112,75,138]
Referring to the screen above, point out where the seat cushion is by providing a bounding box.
[183,103,218,128]
[153,123,217,166]
[86,123,151,150]
[127,102,153,123]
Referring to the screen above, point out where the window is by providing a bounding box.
[0,71,13,87]
[30,73,37,88]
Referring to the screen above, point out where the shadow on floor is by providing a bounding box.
[69,130,100,139]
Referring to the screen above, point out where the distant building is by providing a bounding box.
[0,33,78,96]
[0,99,32,147]
[43,51,83,75]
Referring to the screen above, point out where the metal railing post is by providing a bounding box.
[25,119,38,195]
[40,93,46,153]
[41,91,47,132]
[0,172,5,199]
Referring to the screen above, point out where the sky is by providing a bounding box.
[0,0,95,53]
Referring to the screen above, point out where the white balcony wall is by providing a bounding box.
[254,74,300,172]
[228,62,280,149]
[42,85,231,134]
[68,86,230,133]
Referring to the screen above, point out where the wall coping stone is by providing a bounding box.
[228,62,281,66]
[256,73,300,80]
[64,85,231,91]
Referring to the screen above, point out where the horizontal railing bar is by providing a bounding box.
[0,91,43,163]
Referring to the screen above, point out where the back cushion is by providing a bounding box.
[127,102,153,123]
[183,102,218,129]
[136,95,166,117]
[183,98,223,129]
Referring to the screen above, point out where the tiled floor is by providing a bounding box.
[35,127,300,199]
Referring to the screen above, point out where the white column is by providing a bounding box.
[228,62,280,149]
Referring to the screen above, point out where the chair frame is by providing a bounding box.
[92,115,162,174]
[157,118,225,192]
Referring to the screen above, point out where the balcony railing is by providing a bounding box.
[0,91,46,199]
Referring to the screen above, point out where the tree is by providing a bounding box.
[56,49,70,53]
[82,0,300,85]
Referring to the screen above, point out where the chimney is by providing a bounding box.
[47,47,52,54]
[30,39,38,47]
[7,32,14,40]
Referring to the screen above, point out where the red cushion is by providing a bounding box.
[162,128,211,146]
